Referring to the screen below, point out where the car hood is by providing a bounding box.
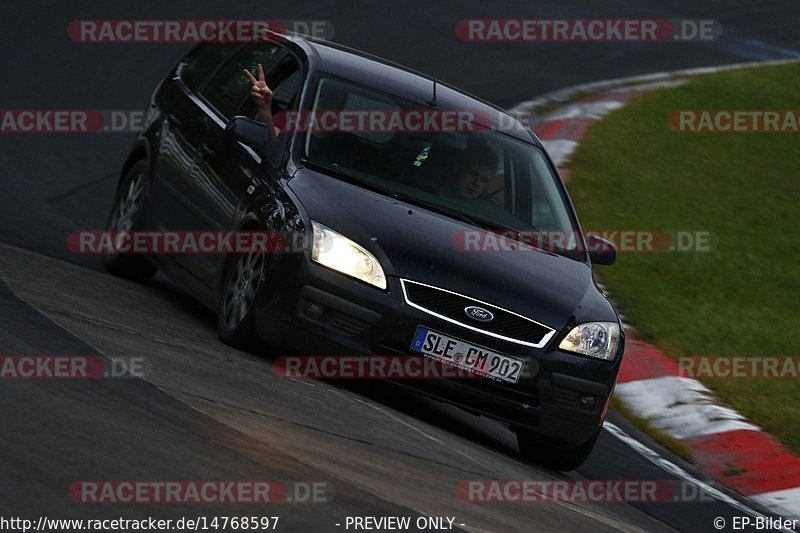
[288,169,604,330]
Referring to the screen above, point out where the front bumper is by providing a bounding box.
[256,256,622,445]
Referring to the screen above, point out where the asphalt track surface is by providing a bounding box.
[2,1,799,531]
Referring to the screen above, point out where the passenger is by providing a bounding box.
[243,63,280,138]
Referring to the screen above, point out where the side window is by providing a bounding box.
[203,43,286,119]
[271,69,301,112]
[180,44,241,91]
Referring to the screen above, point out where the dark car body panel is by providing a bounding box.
[287,168,609,332]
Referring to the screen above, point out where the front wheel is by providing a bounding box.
[217,249,265,350]
[516,427,601,471]
[102,161,157,282]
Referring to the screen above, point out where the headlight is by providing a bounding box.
[558,322,620,361]
[311,221,387,289]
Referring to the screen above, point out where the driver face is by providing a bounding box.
[451,164,493,198]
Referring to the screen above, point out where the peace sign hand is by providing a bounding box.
[243,63,273,110]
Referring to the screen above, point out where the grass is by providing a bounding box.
[567,63,800,454]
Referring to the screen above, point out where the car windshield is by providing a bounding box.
[299,77,581,253]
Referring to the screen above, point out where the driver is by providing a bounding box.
[439,141,498,199]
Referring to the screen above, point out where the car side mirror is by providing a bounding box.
[227,116,270,147]
[586,234,616,265]
[227,115,285,167]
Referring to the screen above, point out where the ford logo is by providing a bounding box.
[464,306,494,322]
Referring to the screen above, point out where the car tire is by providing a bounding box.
[217,248,265,350]
[516,427,601,471]
[102,161,158,282]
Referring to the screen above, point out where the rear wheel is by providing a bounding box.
[217,249,265,350]
[102,161,157,282]
[516,427,601,471]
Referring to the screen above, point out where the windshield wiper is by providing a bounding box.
[404,197,563,254]
[409,198,563,254]
[301,159,363,184]
[301,160,482,227]
[300,159,395,196]
[387,191,508,231]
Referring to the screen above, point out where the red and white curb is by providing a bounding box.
[516,61,800,520]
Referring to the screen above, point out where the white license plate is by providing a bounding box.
[410,326,524,384]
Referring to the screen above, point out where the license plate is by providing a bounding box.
[410,326,524,384]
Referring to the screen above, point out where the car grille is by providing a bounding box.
[400,279,555,348]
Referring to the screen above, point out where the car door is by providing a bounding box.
[149,44,241,230]
[178,43,302,287]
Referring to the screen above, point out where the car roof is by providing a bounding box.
[278,33,537,144]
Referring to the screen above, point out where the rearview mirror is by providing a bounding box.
[586,234,616,265]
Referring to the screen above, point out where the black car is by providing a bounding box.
[103,32,624,470]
